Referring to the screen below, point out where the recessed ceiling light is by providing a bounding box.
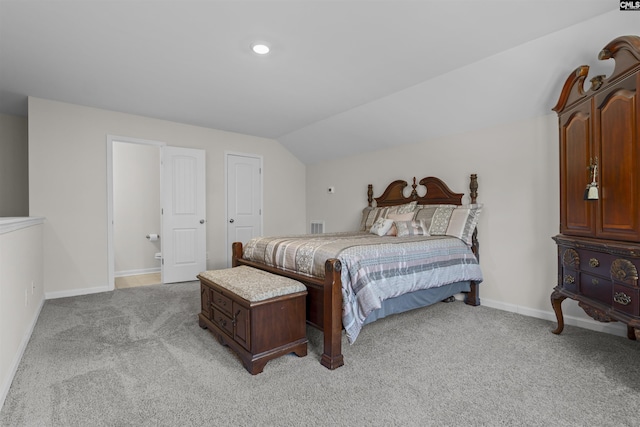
[251,43,270,55]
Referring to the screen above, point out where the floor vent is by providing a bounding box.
[310,221,325,234]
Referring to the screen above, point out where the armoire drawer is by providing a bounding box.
[579,272,612,305]
[577,250,617,277]
[559,268,578,293]
[613,284,639,316]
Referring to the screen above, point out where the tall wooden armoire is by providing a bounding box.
[551,35,640,340]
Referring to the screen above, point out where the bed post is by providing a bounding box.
[321,259,345,370]
[469,174,478,204]
[231,242,243,267]
[465,173,481,306]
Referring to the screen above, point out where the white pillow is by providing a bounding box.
[370,218,394,236]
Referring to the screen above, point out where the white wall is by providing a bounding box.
[0,219,44,409]
[306,15,638,337]
[28,98,306,297]
[113,141,161,275]
[0,113,28,216]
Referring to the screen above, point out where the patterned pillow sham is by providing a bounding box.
[395,219,430,237]
[413,206,438,229]
[428,205,457,235]
[445,204,482,246]
[386,201,418,215]
[360,207,388,231]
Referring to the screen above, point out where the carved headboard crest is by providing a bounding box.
[368,175,477,207]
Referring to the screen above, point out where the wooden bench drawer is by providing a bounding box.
[212,289,233,317]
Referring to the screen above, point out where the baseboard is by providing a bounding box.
[115,267,160,278]
[0,295,45,411]
[45,285,111,300]
[481,298,629,338]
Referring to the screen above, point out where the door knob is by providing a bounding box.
[229,219,234,223]
[200,219,205,224]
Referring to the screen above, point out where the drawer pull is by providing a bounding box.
[564,275,575,284]
[591,278,599,286]
[589,258,600,268]
[218,317,227,327]
[614,292,632,306]
[218,298,227,306]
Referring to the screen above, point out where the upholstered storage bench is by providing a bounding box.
[198,266,308,374]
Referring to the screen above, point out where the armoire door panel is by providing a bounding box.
[594,74,640,241]
[560,109,595,237]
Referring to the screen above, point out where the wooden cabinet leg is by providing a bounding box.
[627,325,638,341]
[550,289,567,335]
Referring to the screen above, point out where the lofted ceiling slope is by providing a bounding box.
[0,1,619,164]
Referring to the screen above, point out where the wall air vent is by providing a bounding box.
[310,221,325,234]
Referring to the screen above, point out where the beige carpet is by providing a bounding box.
[114,272,161,289]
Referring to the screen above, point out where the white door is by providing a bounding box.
[226,153,262,265]
[162,146,206,283]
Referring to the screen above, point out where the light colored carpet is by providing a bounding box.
[114,273,161,289]
[1,281,639,426]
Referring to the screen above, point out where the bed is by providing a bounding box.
[232,174,483,370]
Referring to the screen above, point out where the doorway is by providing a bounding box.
[107,136,207,289]
[109,138,163,289]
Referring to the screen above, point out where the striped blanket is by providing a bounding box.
[243,232,483,343]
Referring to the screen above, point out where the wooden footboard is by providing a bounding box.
[232,242,344,370]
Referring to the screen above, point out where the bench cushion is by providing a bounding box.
[199,266,306,302]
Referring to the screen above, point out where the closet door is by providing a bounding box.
[559,102,596,237]
[594,72,640,242]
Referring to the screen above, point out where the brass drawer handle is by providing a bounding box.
[589,258,600,268]
[564,275,575,284]
[614,292,632,306]
[218,298,227,306]
[218,317,227,327]
[592,278,599,286]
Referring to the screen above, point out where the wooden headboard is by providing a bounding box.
[368,174,478,207]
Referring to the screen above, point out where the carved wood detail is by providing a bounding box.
[562,248,580,268]
[578,301,615,323]
[610,259,639,286]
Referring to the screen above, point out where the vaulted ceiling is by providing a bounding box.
[0,1,616,164]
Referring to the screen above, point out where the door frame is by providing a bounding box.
[106,135,165,291]
[224,151,264,266]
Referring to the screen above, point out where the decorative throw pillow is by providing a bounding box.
[428,205,456,235]
[445,204,483,246]
[386,212,415,236]
[370,217,394,236]
[395,220,430,237]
